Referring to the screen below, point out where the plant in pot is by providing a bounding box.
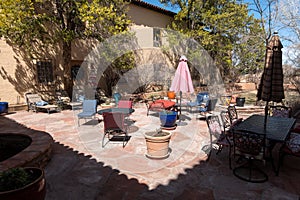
[144,128,172,159]
[159,110,177,130]
[0,167,46,200]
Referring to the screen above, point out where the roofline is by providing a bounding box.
[129,0,176,17]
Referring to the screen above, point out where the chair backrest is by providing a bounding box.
[25,93,43,104]
[220,110,231,131]
[118,100,133,109]
[227,105,238,124]
[113,93,122,105]
[268,105,291,118]
[233,129,266,159]
[82,100,97,113]
[103,112,126,132]
[206,115,224,142]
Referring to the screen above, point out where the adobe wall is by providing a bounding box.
[128,4,173,28]
[0,39,27,104]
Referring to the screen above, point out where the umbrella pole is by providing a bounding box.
[180,91,182,116]
[264,102,269,131]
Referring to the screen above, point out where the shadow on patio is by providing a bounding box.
[1,111,300,199]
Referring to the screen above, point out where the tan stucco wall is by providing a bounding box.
[128,4,173,28]
[0,39,28,104]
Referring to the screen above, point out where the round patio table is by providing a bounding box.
[97,108,135,115]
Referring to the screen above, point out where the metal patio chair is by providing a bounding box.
[232,129,268,183]
[206,115,232,169]
[102,112,130,148]
[77,99,97,126]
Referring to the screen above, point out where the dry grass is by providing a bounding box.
[237,90,300,114]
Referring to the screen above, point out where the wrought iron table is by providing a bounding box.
[97,108,135,115]
[233,114,296,142]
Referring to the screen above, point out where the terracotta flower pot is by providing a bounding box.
[144,130,172,159]
[0,167,46,200]
[167,91,176,99]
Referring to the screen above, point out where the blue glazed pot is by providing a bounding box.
[0,102,8,114]
[159,111,177,127]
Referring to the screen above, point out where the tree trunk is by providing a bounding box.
[62,41,73,98]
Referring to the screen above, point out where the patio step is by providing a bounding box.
[8,104,28,112]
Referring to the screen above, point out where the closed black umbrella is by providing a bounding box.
[257,32,284,128]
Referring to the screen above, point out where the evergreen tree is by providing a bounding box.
[161,0,265,81]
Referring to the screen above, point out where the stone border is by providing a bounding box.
[0,117,54,172]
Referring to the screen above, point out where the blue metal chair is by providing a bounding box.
[77,100,97,126]
[113,93,121,106]
[187,92,208,113]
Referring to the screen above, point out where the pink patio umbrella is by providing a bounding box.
[170,55,195,116]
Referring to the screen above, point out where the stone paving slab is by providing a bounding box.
[2,105,300,199]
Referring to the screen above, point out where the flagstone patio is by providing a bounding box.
[1,103,300,199]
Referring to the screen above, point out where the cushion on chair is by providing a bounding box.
[210,121,222,134]
[187,102,198,107]
[35,100,48,106]
[287,133,300,153]
[273,109,290,118]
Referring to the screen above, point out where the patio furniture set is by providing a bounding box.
[206,104,300,183]
[25,91,83,114]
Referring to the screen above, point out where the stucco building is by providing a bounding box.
[0,0,176,108]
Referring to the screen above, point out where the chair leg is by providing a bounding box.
[276,151,286,176]
[233,158,268,183]
[228,145,232,170]
[102,132,109,148]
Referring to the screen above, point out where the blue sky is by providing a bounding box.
[143,0,179,12]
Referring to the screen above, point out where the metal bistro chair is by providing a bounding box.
[227,105,243,125]
[277,131,300,175]
[206,115,232,169]
[102,112,130,148]
[220,110,233,137]
[232,129,268,183]
[268,105,292,118]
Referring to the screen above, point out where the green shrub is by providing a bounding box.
[0,168,34,192]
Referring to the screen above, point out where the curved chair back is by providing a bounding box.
[268,105,292,118]
[227,105,238,124]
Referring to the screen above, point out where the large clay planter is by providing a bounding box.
[167,91,176,99]
[0,167,46,200]
[144,131,172,159]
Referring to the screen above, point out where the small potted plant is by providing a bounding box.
[144,129,172,159]
[0,167,46,200]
